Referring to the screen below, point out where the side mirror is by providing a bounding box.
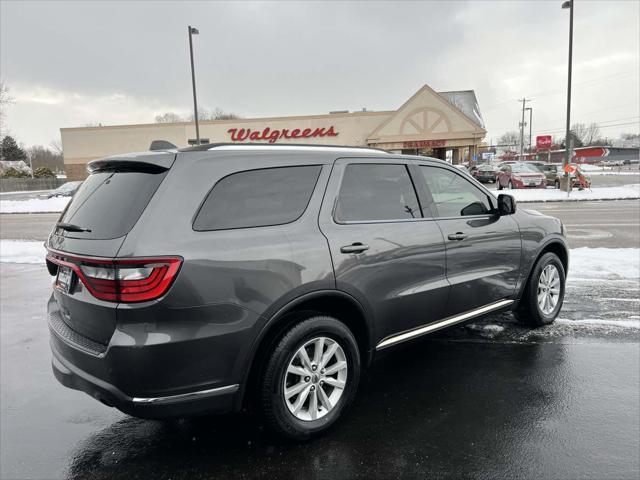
[497,194,517,215]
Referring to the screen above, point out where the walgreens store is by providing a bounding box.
[61,84,487,180]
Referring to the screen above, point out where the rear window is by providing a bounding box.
[193,166,322,231]
[58,170,167,239]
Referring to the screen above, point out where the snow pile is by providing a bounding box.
[495,184,640,203]
[569,247,640,280]
[0,240,46,264]
[0,196,70,214]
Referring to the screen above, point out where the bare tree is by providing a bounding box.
[583,122,601,145]
[0,81,14,136]
[27,145,64,170]
[189,108,241,121]
[49,139,63,156]
[155,112,183,123]
[498,131,519,147]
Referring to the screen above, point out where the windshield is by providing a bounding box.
[55,181,82,193]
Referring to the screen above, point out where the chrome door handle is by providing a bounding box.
[447,232,468,241]
[340,243,370,254]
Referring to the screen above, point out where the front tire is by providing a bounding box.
[515,252,565,327]
[508,180,514,189]
[260,316,360,440]
[555,179,560,189]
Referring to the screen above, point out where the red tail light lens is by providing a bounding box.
[46,249,182,303]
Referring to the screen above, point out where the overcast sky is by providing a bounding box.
[1,0,638,148]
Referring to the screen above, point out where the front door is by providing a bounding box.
[318,158,449,343]
[414,162,522,315]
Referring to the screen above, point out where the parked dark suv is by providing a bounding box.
[46,144,568,439]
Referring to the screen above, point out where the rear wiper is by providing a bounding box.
[56,222,92,233]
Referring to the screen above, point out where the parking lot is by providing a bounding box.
[1,180,639,479]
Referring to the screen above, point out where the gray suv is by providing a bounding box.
[46,144,568,439]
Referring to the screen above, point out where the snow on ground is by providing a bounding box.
[579,164,639,175]
[569,247,640,280]
[0,196,70,214]
[495,184,640,203]
[0,240,46,264]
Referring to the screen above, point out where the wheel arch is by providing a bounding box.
[237,289,374,409]
[517,237,569,303]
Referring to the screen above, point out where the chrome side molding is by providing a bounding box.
[376,299,514,350]
[132,384,239,404]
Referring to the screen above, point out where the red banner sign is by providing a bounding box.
[403,140,447,149]
[536,135,552,149]
[227,126,338,144]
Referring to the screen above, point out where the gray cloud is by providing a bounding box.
[1,0,638,147]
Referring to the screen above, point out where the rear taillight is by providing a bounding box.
[46,249,182,303]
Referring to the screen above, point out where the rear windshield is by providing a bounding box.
[57,170,167,239]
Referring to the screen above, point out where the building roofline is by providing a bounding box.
[60,110,394,132]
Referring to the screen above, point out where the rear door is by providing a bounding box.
[414,162,521,315]
[318,158,449,343]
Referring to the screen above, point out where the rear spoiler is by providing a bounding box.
[87,151,176,174]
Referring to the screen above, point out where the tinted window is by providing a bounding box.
[420,166,493,218]
[58,170,167,239]
[335,164,420,222]
[193,166,321,231]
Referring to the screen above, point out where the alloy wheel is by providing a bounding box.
[283,337,348,421]
[537,264,561,315]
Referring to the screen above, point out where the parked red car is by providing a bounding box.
[498,162,546,190]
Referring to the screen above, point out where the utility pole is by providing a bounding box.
[188,25,200,144]
[561,0,574,194]
[518,98,530,161]
[526,107,533,152]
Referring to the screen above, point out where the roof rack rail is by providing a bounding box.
[178,142,390,153]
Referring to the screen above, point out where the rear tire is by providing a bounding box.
[514,252,565,327]
[259,316,360,440]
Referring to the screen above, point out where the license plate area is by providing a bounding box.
[55,265,74,293]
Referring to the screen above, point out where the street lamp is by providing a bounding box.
[188,25,200,144]
[561,0,573,192]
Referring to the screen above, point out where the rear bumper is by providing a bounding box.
[47,294,257,418]
[51,342,239,418]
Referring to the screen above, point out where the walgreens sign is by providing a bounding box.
[227,126,339,144]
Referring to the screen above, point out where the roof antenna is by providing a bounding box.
[149,140,178,151]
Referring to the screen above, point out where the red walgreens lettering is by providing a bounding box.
[227,126,339,143]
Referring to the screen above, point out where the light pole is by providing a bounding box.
[561,0,573,192]
[188,25,200,144]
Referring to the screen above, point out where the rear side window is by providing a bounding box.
[193,166,322,231]
[335,164,421,222]
[58,170,167,239]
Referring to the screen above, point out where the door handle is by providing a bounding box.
[447,232,468,241]
[340,243,370,254]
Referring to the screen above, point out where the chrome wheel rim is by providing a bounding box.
[283,337,348,421]
[537,264,561,315]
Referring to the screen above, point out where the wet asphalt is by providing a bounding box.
[1,263,639,480]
